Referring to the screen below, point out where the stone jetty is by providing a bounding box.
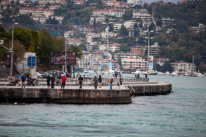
[0,78,172,104]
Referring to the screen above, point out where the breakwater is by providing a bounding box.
[0,88,131,104]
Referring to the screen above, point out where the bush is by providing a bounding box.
[24,73,31,78]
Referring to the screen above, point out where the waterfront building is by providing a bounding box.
[121,56,147,70]
[171,62,195,72]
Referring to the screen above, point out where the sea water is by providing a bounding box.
[0,75,206,136]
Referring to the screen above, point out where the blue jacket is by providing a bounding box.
[21,75,26,82]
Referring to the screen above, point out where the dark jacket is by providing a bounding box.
[98,76,102,82]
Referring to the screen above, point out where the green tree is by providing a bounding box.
[162,61,173,73]
[13,27,32,50]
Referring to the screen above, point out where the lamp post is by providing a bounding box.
[10,22,18,78]
[144,27,153,72]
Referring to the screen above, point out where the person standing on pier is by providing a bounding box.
[110,77,113,90]
[47,75,51,89]
[93,76,98,89]
[119,76,123,85]
[21,73,26,88]
[61,75,67,89]
[98,75,102,88]
[51,75,55,89]
[78,75,83,89]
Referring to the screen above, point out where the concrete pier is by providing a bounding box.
[0,80,172,104]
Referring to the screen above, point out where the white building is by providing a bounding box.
[171,62,194,72]
[64,31,75,38]
[113,20,125,31]
[132,9,150,21]
[51,16,63,24]
[124,20,136,29]
[100,31,118,39]
[127,0,141,7]
[108,43,121,52]
[121,56,148,70]
[89,14,106,25]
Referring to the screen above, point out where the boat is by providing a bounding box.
[149,70,158,75]
[165,71,170,75]
[197,71,204,77]
[157,72,165,75]
[171,71,179,76]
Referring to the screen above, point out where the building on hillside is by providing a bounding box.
[155,58,168,66]
[146,42,160,56]
[38,0,64,4]
[86,33,101,45]
[74,0,85,5]
[30,15,47,24]
[64,31,75,38]
[108,8,126,18]
[130,45,146,56]
[44,24,62,32]
[113,20,126,31]
[114,52,139,61]
[132,9,150,21]
[121,56,147,70]
[113,1,129,9]
[48,5,61,10]
[127,0,141,7]
[124,20,136,29]
[108,43,121,52]
[153,26,162,34]
[112,60,118,70]
[100,31,118,39]
[98,44,107,51]
[162,18,174,26]
[51,16,63,24]
[191,23,205,34]
[170,62,194,72]
[89,14,106,25]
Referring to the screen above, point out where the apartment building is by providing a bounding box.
[127,0,141,7]
[114,52,139,61]
[191,23,205,34]
[108,43,121,52]
[130,45,146,56]
[38,0,64,4]
[124,20,136,29]
[171,62,194,72]
[121,56,147,70]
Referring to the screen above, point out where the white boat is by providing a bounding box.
[149,70,158,75]
[197,72,204,77]
[165,71,170,75]
[171,71,179,76]
[158,72,165,75]
[88,70,95,74]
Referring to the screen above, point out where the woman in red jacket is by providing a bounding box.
[61,75,67,89]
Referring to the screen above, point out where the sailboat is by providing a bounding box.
[190,55,198,77]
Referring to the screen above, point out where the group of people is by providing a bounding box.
[47,74,66,89]
[78,75,123,90]
[45,74,124,90]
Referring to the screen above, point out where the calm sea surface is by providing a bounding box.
[0,75,206,137]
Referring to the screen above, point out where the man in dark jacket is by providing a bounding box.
[98,75,102,88]
[21,73,26,88]
[78,75,83,89]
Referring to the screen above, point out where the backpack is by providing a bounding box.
[22,76,25,81]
